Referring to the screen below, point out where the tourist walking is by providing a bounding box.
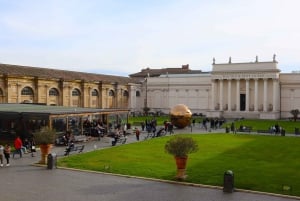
[29,136,36,157]
[135,128,140,141]
[13,136,23,158]
[4,144,11,166]
[0,144,4,167]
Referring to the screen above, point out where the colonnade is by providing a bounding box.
[211,77,280,112]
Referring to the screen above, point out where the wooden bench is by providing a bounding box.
[64,144,85,156]
[112,136,127,146]
[238,126,252,133]
[257,130,271,134]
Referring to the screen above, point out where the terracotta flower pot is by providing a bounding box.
[39,144,52,164]
[174,156,188,180]
[175,156,188,169]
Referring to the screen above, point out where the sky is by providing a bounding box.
[0,0,300,76]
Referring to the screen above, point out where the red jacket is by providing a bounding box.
[14,137,23,149]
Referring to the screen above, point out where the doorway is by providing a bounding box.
[240,94,245,111]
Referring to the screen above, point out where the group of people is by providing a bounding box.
[12,136,36,158]
[201,118,226,131]
[0,135,36,167]
[269,123,282,134]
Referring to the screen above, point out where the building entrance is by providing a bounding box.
[240,94,246,111]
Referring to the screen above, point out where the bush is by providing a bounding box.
[33,127,56,145]
[165,136,199,157]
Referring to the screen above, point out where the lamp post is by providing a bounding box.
[145,73,149,109]
[143,73,149,115]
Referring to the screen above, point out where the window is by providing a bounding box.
[123,90,128,97]
[136,91,140,97]
[0,88,3,96]
[21,87,33,95]
[91,89,98,96]
[72,88,81,96]
[49,88,59,96]
[108,90,114,97]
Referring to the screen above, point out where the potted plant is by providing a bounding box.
[33,127,56,164]
[165,136,198,180]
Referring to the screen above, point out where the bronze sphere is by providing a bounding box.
[170,104,192,129]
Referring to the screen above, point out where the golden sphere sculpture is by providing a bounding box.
[170,104,192,129]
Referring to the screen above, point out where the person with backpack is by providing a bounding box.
[135,128,140,141]
[4,144,11,166]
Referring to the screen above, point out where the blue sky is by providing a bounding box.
[0,0,300,76]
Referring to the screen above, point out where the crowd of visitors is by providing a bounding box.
[0,134,37,167]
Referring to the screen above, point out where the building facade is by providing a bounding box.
[1,57,300,120]
[140,58,300,119]
[0,64,142,112]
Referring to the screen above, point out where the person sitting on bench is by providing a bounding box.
[65,141,75,154]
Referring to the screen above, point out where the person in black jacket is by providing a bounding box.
[29,135,36,157]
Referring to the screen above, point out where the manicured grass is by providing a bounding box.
[58,134,300,196]
[128,115,202,126]
[224,119,300,134]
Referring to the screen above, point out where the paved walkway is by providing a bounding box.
[1,126,299,201]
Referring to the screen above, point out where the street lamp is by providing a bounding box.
[144,77,148,109]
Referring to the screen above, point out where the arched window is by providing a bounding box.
[136,91,140,97]
[91,89,98,96]
[49,88,59,96]
[108,90,115,97]
[21,87,34,95]
[123,90,128,97]
[72,88,81,96]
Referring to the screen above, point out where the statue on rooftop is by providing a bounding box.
[273,54,276,62]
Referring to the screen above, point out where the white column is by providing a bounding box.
[236,79,240,111]
[263,78,268,112]
[219,79,223,110]
[211,80,215,110]
[228,79,232,111]
[273,78,279,111]
[254,79,258,111]
[245,79,250,111]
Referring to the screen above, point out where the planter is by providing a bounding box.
[175,156,188,180]
[39,144,52,164]
[165,136,198,181]
[175,156,188,169]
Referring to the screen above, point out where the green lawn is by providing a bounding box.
[129,115,300,134]
[223,119,300,134]
[128,115,203,126]
[58,134,300,196]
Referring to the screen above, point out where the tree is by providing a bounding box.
[290,109,300,121]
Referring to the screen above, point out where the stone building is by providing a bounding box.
[0,64,141,111]
[130,57,300,119]
[1,56,300,120]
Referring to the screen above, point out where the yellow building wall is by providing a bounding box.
[0,75,129,109]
